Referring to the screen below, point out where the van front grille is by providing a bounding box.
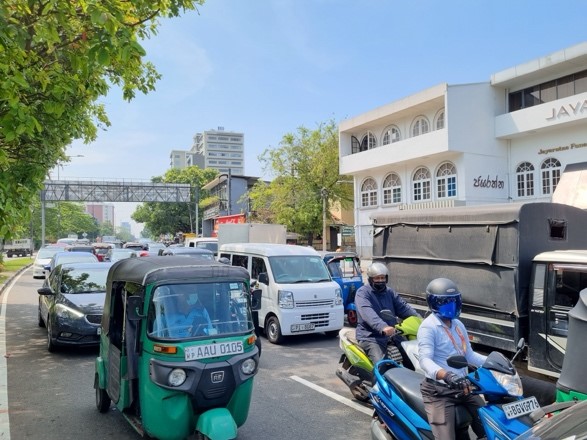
[296,299,334,308]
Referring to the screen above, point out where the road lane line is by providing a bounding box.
[0,271,25,440]
[290,375,372,416]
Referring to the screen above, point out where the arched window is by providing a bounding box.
[360,178,378,207]
[411,116,430,137]
[382,126,401,145]
[436,162,457,198]
[360,132,377,151]
[541,158,561,195]
[435,109,445,130]
[516,162,535,197]
[382,173,402,205]
[412,167,431,202]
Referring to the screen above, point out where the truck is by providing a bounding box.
[371,202,587,378]
[4,239,33,257]
[217,223,287,249]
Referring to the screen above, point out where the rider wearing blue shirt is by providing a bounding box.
[418,278,487,440]
[355,262,419,368]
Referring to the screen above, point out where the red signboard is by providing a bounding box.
[212,213,246,236]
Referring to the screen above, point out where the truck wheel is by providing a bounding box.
[95,374,111,413]
[266,316,283,344]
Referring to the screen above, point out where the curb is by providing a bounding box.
[0,264,33,296]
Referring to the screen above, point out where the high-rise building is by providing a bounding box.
[86,203,115,226]
[170,127,245,176]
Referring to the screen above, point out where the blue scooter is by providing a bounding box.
[369,339,561,440]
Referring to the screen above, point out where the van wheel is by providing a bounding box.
[266,316,283,344]
[95,375,111,413]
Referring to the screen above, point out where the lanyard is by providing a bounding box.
[441,324,467,356]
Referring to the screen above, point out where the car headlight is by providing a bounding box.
[334,288,342,305]
[168,368,187,387]
[55,304,85,320]
[241,358,257,375]
[490,370,523,397]
[278,290,294,308]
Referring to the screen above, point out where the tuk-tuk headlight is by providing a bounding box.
[241,358,257,375]
[168,368,187,387]
[334,288,342,305]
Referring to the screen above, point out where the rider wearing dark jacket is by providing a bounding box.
[355,262,419,367]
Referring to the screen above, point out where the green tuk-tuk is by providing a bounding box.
[94,257,261,440]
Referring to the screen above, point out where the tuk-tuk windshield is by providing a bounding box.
[147,281,254,340]
[326,257,361,279]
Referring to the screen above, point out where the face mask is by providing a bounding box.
[372,282,387,293]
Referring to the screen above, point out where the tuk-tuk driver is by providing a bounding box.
[167,291,213,338]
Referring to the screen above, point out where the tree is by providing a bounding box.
[132,166,218,236]
[0,0,205,239]
[248,120,353,243]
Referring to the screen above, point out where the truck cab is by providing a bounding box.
[528,250,587,377]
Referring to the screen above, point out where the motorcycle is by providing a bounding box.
[369,339,571,440]
[335,313,422,402]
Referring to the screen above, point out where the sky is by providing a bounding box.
[52,0,587,236]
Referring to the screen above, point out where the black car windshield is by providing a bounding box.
[269,256,331,283]
[147,281,254,340]
[60,267,108,293]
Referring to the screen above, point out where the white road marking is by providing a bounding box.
[0,270,25,440]
[290,375,373,416]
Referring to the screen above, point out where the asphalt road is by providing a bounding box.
[2,268,373,440]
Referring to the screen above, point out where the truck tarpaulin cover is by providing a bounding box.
[372,203,587,315]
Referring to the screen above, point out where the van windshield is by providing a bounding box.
[147,281,254,340]
[269,256,331,283]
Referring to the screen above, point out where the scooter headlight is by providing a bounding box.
[241,358,257,375]
[490,370,523,397]
[168,368,187,387]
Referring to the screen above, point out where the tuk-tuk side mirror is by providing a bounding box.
[250,289,262,311]
[37,286,54,296]
[258,272,269,285]
[127,296,146,321]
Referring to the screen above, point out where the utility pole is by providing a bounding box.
[321,188,328,251]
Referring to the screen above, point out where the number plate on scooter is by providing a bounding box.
[290,323,315,332]
[502,396,540,419]
[184,341,244,361]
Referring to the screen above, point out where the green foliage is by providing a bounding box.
[131,166,218,236]
[248,120,353,239]
[0,0,205,240]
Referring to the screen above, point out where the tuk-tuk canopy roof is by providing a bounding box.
[107,256,250,287]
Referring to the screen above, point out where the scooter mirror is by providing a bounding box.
[380,309,394,321]
[447,355,468,369]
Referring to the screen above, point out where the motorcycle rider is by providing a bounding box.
[418,278,487,440]
[355,262,420,369]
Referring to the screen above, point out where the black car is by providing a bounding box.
[38,262,113,352]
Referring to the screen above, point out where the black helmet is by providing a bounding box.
[426,278,462,320]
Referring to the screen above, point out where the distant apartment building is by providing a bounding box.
[86,203,115,226]
[120,221,131,235]
[169,127,245,176]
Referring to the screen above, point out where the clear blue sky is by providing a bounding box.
[55,0,587,234]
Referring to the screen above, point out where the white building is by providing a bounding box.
[170,127,245,176]
[340,42,587,258]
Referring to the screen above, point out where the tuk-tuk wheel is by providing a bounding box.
[195,433,211,440]
[95,375,111,413]
[266,316,283,344]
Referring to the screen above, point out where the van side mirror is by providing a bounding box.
[250,289,262,311]
[127,296,145,320]
[258,272,269,285]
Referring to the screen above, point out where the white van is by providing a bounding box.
[185,237,218,256]
[219,243,344,344]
